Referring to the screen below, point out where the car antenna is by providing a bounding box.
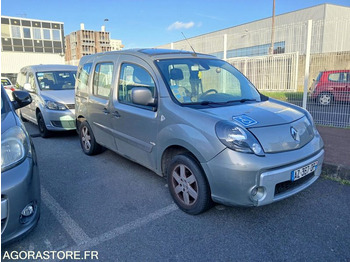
[181,32,197,57]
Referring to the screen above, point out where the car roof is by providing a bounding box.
[322,70,350,73]
[21,64,78,72]
[79,48,216,64]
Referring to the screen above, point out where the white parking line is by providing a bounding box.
[41,186,91,245]
[46,203,178,262]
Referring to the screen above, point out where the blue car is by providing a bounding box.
[1,85,40,245]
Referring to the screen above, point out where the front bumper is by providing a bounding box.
[202,135,324,207]
[42,108,76,131]
[1,157,41,245]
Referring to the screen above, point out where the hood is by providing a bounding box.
[200,100,305,128]
[199,100,314,153]
[41,89,75,104]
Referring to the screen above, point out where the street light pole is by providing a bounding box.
[270,0,276,55]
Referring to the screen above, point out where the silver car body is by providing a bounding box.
[75,49,324,209]
[17,64,77,132]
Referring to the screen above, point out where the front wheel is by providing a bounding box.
[79,121,103,155]
[37,112,50,138]
[167,154,212,215]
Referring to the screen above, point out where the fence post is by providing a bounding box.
[223,34,227,60]
[303,20,312,109]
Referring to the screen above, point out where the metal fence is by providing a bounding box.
[163,18,350,128]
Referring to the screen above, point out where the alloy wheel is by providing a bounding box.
[171,164,198,206]
[81,126,91,152]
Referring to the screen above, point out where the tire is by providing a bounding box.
[79,121,103,155]
[318,92,333,106]
[37,112,51,138]
[167,154,212,215]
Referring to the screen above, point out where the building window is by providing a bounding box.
[11,25,21,38]
[33,28,42,39]
[226,41,285,58]
[52,29,60,41]
[1,24,11,38]
[43,29,51,40]
[23,27,31,38]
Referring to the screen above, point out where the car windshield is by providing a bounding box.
[36,71,76,90]
[156,58,261,106]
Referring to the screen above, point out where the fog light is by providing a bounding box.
[20,202,37,224]
[251,186,265,201]
[21,204,34,217]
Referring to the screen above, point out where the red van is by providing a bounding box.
[310,70,350,105]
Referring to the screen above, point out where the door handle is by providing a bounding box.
[102,108,110,115]
[112,111,121,118]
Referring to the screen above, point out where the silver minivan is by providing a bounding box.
[16,64,77,137]
[75,49,324,214]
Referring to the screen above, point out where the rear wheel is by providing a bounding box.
[37,112,50,138]
[167,154,212,215]
[79,121,103,155]
[318,92,333,106]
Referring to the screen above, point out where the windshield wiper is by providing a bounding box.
[183,99,257,106]
[225,98,257,103]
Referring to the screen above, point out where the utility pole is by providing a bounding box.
[269,0,276,55]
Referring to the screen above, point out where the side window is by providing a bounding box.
[16,71,27,89]
[28,73,36,92]
[328,73,340,82]
[118,64,156,106]
[76,63,92,93]
[93,62,113,98]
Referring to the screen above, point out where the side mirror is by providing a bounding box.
[131,87,156,107]
[23,83,34,92]
[12,90,32,110]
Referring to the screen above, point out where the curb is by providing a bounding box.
[321,162,350,181]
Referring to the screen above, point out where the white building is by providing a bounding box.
[110,39,124,51]
[158,4,350,58]
[1,16,66,83]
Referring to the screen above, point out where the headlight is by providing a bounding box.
[45,100,67,110]
[215,120,265,156]
[1,126,32,172]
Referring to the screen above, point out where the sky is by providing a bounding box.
[1,0,350,49]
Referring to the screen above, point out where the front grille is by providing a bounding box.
[275,172,315,196]
[66,104,75,109]
[51,120,76,129]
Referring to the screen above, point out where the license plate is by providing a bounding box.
[291,161,318,181]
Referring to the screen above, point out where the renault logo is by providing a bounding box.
[290,127,300,142]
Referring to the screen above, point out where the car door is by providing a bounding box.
[328,72,347,101]
[87,60,117,151]
[110,55,158,170]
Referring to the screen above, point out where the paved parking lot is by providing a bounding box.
[2,122,350,261]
